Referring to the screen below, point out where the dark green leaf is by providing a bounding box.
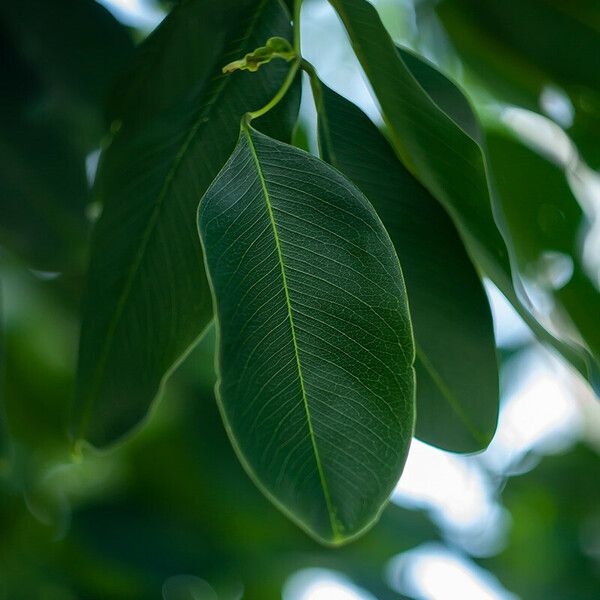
[328,0,600,392]
[312,77,498,452]
[198,126,415,544]
[73,0,300,447]
[329,0,511,285]
[399,47,482,143]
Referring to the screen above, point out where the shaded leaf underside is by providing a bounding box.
[313,77,498,452]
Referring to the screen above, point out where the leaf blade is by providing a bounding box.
[73,0,300,447]
[199,127,415,543]
[313,79,498,452]
[328,0,600,392]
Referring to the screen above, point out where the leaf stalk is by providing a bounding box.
[244,0,303,124]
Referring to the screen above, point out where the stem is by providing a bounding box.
[300,59,320,100]
[300,59,324,136]
[245,58,301,123]
[293,0,302,54]
[244,0,303,125]
[300,59,337,165]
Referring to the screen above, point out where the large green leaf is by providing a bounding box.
[73,0,300,447]
[328,0,600,392]
[311,77,498,452]
[198,126,415,544]
[329,0,506,270]
[398,47,482,144]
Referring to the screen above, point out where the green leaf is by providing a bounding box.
[223,36,296,74]
[73,0,300,447]
[398,47,482,143]
[198,126,415,544]
[486,122,600,365]
[311,76,498,452]
[329,0,509,281]
[328,0,600,392]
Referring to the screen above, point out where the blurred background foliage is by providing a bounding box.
[1,0,599,598]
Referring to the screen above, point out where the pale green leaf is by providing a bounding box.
[222,36,296,74]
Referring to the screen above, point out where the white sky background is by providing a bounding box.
[96,2,600,599]
[96,0,165,29]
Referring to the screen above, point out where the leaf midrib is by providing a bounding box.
[243,126,340,541]
[77,0,271,439]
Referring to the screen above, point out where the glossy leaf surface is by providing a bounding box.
[199,127,415,543]
[328,0,600,391]
[329,0,508,272]
[313,78,498,452]
[73,0,300,447]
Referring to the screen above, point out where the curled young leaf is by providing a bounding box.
[223,36,296,74]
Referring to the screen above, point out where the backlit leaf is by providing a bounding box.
[199,126,415,543]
